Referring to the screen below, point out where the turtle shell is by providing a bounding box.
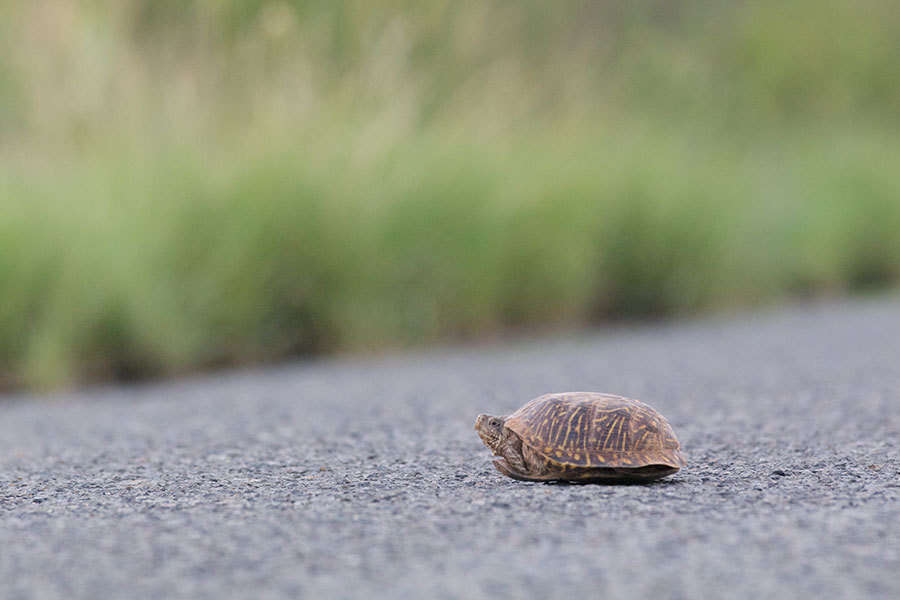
[504,392,686,469]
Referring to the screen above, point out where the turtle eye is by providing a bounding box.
[490,418,501,428]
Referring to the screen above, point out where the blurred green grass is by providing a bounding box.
[1,1,899,389]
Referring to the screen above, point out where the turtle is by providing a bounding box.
[474,392,686,482]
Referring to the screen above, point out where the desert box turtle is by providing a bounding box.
[474,392,686,482]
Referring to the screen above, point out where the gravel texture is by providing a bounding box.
[2,297,899,599]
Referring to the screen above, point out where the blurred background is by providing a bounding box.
[1,0,899,390]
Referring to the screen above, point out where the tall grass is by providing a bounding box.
[1,1,899,388]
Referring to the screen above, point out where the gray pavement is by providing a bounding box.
[2,296,899,599]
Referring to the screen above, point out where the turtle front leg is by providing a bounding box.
[494,429,529,476]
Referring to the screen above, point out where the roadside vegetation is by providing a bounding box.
[2,1,899,388]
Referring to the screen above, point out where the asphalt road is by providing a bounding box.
[2,297,899,599]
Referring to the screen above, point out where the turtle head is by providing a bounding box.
[474,414,505,452]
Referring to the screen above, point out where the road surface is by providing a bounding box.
[2,297,899,599]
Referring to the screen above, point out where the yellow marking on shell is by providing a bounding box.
[602,420,616,449]
[621,457,632,465]
[562,410,578,448]
[631,425,650,445]
[606,415,623,450]
[573,453,580,460]
[637,431,652,448]
[544,447,553,454]
[555,450,563,458]
[544,414,557,441]
[548,411,563,444]
[614,415,623,446]
[584,410,593,456]
[574,411,584,443]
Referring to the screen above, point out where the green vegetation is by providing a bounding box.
[2,1,899,389]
